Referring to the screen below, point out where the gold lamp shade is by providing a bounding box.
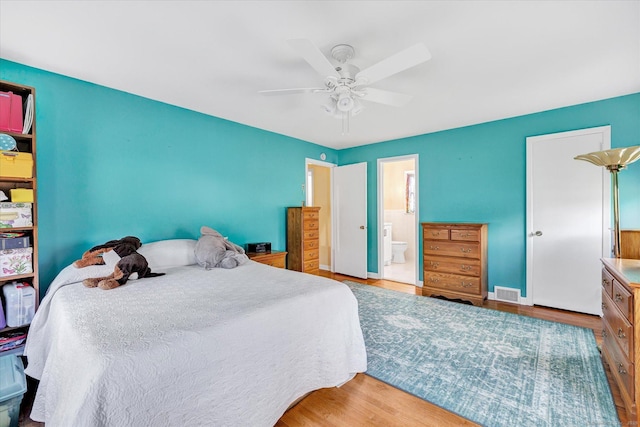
[574,145,640,258]
[574,145,640,170]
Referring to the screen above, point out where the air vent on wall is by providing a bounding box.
[494,286,520,303]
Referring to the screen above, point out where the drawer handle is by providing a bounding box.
[460,265,472,271]
[602,302,607,310]
[460,248,472,253]
[602,329,607,338]
[618,363,627,375]
[430,261,439,268]
[615,293,623,302]
[461,282,473,288]
[430,245,439,250]
[431,231,440,237]
[429,277,440,283]
[618,328,626,339]
[459,233,470,238]
[602,279,609,286]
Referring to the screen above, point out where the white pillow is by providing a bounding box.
[137,239,197,270]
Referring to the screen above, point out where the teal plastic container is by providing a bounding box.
[0,355,26,427]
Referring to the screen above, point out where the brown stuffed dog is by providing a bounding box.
[74,236,142,268]
[74,236,165,290]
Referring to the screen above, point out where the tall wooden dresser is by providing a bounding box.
[422,222,488,306]
[601,257,640,423]
[287,207,320,275]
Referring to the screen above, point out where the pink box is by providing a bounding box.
[0,91,23,133]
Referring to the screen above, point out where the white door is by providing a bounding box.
[333,162,368,279]
[526,126,610,315]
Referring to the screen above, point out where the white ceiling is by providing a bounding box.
[1,1,639,149]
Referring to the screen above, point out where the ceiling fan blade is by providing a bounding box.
[359,87,414,107]
[258,87,325,96]
[356,43,431,85]
[287,39,340,79]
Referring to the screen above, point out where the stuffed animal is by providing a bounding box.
[74,236,165,290]
[194,226,248,269]
[73,236,142,268]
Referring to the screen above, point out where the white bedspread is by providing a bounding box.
[24,261,367,426]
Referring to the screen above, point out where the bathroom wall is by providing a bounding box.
[383,159,416,264]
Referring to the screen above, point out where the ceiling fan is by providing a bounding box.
[259,39,432,134]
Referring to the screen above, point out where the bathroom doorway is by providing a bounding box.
[377,155,419,286]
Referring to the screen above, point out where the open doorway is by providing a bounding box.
[306,159,335,272]
[378,155,419,285]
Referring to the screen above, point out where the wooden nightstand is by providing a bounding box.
[247,251,287,268]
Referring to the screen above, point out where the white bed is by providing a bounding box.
[24,239,367,426]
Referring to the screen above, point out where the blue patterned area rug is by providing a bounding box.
[345,281,620,427]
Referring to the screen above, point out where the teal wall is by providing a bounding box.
[2,59,638,299]
[1,60,337,296]
[339,93,640,296]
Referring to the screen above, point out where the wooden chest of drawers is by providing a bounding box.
[422,223,488,306]
[287,207,320,275]
[601,257,640,423]
[247,251,287,268]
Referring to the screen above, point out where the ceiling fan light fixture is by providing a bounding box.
[351,98,363,116]
[321,97,337,115]
[336,92,354,112]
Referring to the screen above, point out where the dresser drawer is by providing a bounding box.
[424,241,480,259]
[602,268,614,298]
[303,239,319,250]
[303,230,319,240]
[303,220,319,230]
[424,256,480,277]
[603,290,634,359]
[450,229,480,242]
[604,322,635,402]
[303,210,320,220]
[303,248,319,261]
[424,272,480,295]
[424,227,450,240]
[303,259,319,272]
[612,280,633,322]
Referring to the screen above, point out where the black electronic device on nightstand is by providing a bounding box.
[246,242,271,253]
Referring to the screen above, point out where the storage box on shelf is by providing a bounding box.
[0,80,38,357]
[0,354,27,427]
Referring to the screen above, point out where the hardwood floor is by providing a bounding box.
[19,272,630,426]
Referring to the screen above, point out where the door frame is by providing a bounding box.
[525,126,611,306]
[305,158,336,271]
[377,154,420,286]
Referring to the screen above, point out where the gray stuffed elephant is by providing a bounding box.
[194,226,249,269]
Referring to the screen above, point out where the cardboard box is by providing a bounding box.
[0,151,33,178]
[0,247,32,277]
[8,189,33,203]
[0,203,32,228]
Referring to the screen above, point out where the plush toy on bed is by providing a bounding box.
[194,226,249,269]
[74,236,165,290]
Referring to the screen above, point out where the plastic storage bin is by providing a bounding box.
[2,283,35,327]
[0,355,26,427]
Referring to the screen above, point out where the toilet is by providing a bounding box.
[391,241,408,263]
